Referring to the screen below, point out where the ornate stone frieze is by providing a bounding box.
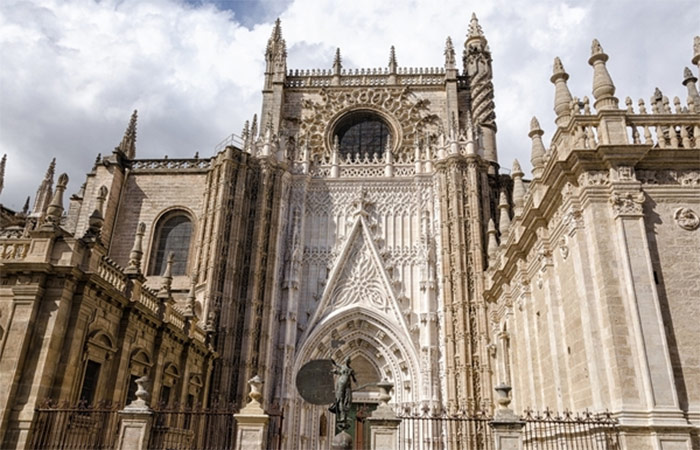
[635,169,700,185]
[674,207,700,230]
[578,170,610,186]
[609,191,645,217]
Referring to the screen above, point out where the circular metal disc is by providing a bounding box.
[295,359,335,405]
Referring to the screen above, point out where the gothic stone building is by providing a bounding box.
[1,16,699,450]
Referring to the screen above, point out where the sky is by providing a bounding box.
[0,0,698,210]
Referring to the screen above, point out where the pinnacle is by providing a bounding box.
[118,110,138,158]
[45,157,56,179]
[272,18,283,41]
[389,45,397,66]
[511,158,522,174]
[530,116,541,132]
[333,48,342,70]
[591,39,603,56]
[468,12,484,38]
[553,57,565,75]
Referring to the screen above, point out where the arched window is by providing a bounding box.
[150,212,193,276]
[334,111,391,159]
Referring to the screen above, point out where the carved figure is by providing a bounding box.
[328,356,356,430]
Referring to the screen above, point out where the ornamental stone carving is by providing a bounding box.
[298,87,440,157]
[609,191,645,216]
[674,207,700,230]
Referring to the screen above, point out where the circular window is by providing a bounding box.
[334,112,391,159]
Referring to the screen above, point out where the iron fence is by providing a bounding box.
[397,409,494,450]
[29,401,121,450]
[522,409,620,450]
[148,403,238,450]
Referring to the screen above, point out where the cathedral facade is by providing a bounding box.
[0,15,699,450]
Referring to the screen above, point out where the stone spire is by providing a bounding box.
[265,18,287,75]
[0,154,5,197]
[693,36,700,71]
[682,66,700,105]
[511,159,526,215]
[444,37,456,70]
[333,48,342,74]
[116,110,138,159]
[184,278,196,318]
[85,186,108,240]
[42,173,68,228]
[388,46,398,73]
[498,191,511,238]
[529,117,546,178]
[125,222,146,275]
[251,114,258,140]
[463,13,498,165]
[158,252,174,297]
[487,218,498,261]
[21,196,30,215]
[551,57,573,127]
[32,158,56,216]
[588,39,618,110]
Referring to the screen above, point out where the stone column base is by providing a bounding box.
[234,402,269,450]
[116,408,153,450]
[366,417,401,450]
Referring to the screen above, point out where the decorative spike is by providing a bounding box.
[588,39,618,110]
[551,57,573,127]
[487,218,498,260]
[625,97,634,113]
[498,191,511,238]
[511,159,526,215]
[467,12,484,39]
[682,66,700,104]
[158,252,175,297]
[116,110,138,159]
[693,36,700,69]
[388,46,398,73]
[42,173,68,229]
[0,154,5,197]
[333,48,342,74]
[529,117,546,178]
[32,158,56,216]
[444,37,456,69]
[125,222,146,275]
[85,185,108,240]
[184,278,197,318]
[22,196,30,215]
[251,114,258,139]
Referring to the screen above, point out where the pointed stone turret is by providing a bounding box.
[388,45,398,78]
[158,252,175,297]
[682,67,700,104]
[551,57,573,127]
[487,218,498,261]
[693,36,700,71]
[444,37,456,70]
[333,48,342,74]
[511,159,526,215]
[42,173,68,228]
[32,158,56,217]
[498,191,511,238]
[116,110,138,159]
[251,114,258,140]
[588,39,618,111]
[265,18,287,73]
[463,13,498,166]
[85,185,108,240]
[0,154,6,197]
[125,222,146,275]
[184,278,196,318]
[529,117,546,178]
[21,196,30,215]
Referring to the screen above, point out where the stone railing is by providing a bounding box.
[164,304,186,330]
[285,66,446,88]
[137,288,160,316]
[97,257,127,292]
[131,158,211,171]
[0,239,31,261]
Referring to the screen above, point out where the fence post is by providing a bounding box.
[234,375,269,450]
[490,383,525,450]
[116,376,153,450]
[366,381,401,450]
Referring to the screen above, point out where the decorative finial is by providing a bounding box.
[588,39,618,110]
[498,191,511,237]
[184,277,196,318]
[333,48,342,74]
[125,376,150,410]
[487,218,498,261]
[159,252,174,297]
[388,45,397,73]
[551,57,573,127]
[125,222,146,275]
[682,66,700,105]
[468,12,484,39]
[117,110,138,159]
[511,159,525,215]
[43,173,69,228]
[444,37,456,69]
[22,196,30,215]
[692,36,700,67]
[85,185,108,240]
[251,114,258,139]
[0,154,5,197]
[529,116,546,177]
[32,158,56,216]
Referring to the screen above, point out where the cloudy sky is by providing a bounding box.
[0,0,698,210]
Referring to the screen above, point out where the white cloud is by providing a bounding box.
[1,0,698,209]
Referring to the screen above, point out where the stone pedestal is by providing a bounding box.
[331,430,353,450]
[365,381,401,450]
[490,383,525,450]
[234,375,269,450]
[116,376,153,450]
